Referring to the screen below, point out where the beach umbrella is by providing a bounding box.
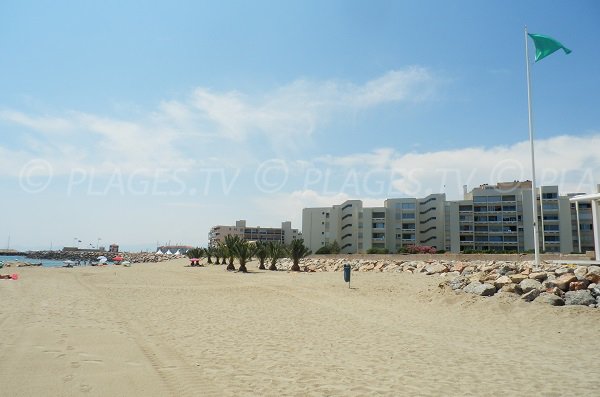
[113,256,124,262]
[97,256,107,261]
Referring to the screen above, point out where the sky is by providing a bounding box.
[1,0,599,251]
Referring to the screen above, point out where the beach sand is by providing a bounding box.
[1,259,598,396]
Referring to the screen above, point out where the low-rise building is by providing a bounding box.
[208,220,300,247]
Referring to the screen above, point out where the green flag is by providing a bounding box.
[528,33,571,62]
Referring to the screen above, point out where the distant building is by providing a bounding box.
[156,245,193,255]
[109,244,119,253]
[302,181,594,255]
[208,220,300,247]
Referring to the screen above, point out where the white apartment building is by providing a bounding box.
[302,194,446,254]
[303,181,590,255]
[208,220,300,247]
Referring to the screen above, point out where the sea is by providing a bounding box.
[0,255,76,268]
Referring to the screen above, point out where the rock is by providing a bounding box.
[585,266,600,283]
[500,283,519,294]
[574,266,588,280]
[554,274,578,291]
[463,281,496,296]
[450,263,467,273]
[555,267,573,276]
[545,287,565,298]
[425,263,448,275]
[529,272,548,282]
[534,292,565,306]
[521,289,540,302]
[509,274,528,284]
[519,279,542,294]
[494,275,512,289]
[447,276,469,291]
[564,290,596,306]
[569,280,590,291]
[497,264,515,275]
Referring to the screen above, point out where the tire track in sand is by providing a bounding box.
[73,272,225,397]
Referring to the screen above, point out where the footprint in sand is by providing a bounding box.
[79,384,92,393]
[62,374,73,383]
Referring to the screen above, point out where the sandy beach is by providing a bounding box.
[1,258,598,396]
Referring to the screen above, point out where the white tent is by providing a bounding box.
[166,250,173,255]
[174,250,181,255]
[155,250,163,255]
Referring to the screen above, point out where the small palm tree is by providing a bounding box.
[231,239,255,273]
[224,235,241,271]
[186,247,204,259]
[255,241,268,270]
[214,243,225,265]
[204,247,214,264]
[223,235,242,270]
[288,239,311,272]
[267,241,286,271]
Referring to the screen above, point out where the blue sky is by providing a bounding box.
[1,0,599,251]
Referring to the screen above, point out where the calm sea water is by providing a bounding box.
[0,255,73,268]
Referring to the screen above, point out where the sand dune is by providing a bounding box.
[1,259,597,396]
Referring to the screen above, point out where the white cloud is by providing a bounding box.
[312,133,600,199]
[0,67,437,177]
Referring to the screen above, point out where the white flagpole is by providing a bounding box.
[525,26,541,266]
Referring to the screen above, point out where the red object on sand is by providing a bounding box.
[113,256,124,261]
[11,274,19,280]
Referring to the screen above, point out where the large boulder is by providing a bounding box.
[569,280,590,291]
[529,272,548,282]
[521,289,540,302]
[519,279,542,294]
[425,263,448,275]
[554,274,578,291]
[555,267,573,276]
[564,290,596,306]
[585,266,600,284]
[463,281,496,297]
[509,274,528,284]
[447,276,469,291]
[574,266,588,280]
[535,292,565,306]
[494,275,512,290]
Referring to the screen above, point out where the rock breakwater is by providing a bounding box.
[26,251,185,263]
[277,257,600,308]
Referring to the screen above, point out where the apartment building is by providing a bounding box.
[303,181,588,254]
[446,182,572,253]
[302,194,446,254]
[208,220,300,247]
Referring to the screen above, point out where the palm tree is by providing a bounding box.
[267,241,286,271]
[204,247,213,264]
[288,239,311,272]
[255,241,268,270]
[186,247,204,259]
[230,239,255,273]
[224,235,243,271]
[214,243,225,265]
